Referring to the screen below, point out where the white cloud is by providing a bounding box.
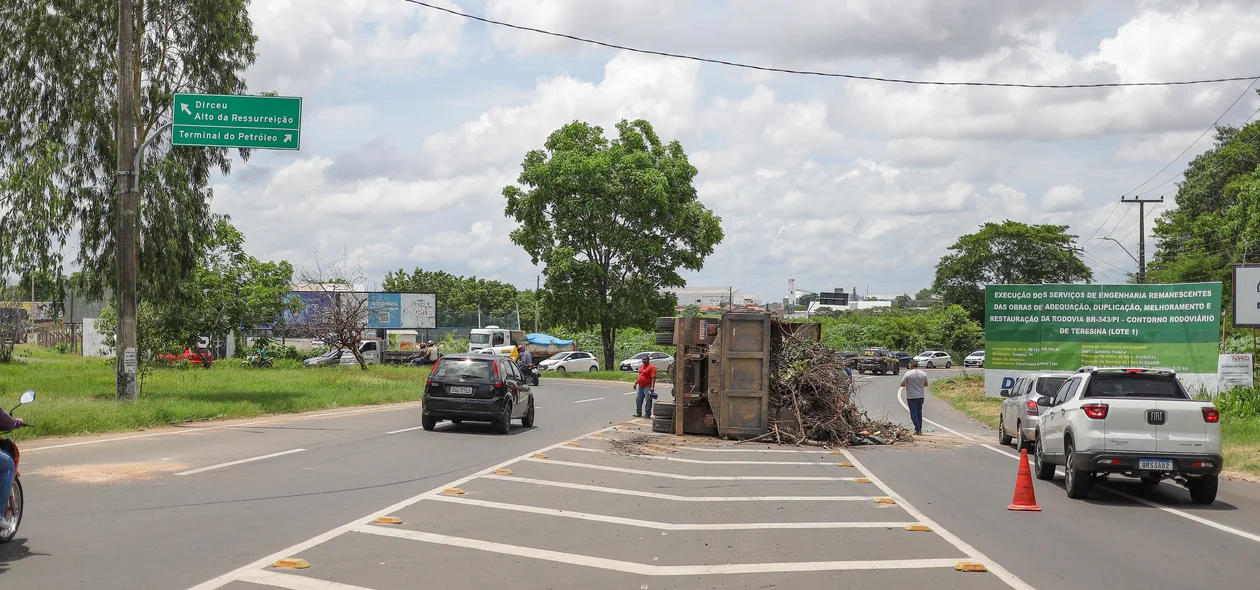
[1042,183,1087,211]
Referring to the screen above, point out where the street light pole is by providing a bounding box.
[1098,237,1140,265]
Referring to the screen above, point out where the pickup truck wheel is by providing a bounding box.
[891,363,900,376]
[1033,434,1055,480]
[998,420,1013,446]
[1187,475,1218,504]
[421,415,437,431]
[1064,444,1092,499]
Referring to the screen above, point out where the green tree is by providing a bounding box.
[796,292,819,307]
[914,288,935,301]
[503,119,723,367]
[892,294,913,310]
[1150,118,1260,294]
[929,304,985,360]
[682,304,701,318]
[933,221,1092,322]
[0,1,258,305]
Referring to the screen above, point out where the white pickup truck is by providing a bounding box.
[1033,367,1222,504]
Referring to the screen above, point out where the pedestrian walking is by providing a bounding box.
[634,357,657,418]
[900,360,929,435]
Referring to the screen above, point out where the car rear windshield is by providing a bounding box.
[1084,374,1188,399]
[1035,377,1068,396]
[433,359,495,381]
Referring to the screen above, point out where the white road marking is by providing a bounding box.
[523,457,860,481]
[978,444,1260,546]
[482,474,878,502]
[558,382,617,389]
[26,403,422,453]
[842,450,1033,590]
[556,447,837,465]
[385,425,426,434]
[623,391,636,395]
[175,449,306,476]
[897,387,978,442]
[430,495,918,530]
[352,525,960,575]
[573,397,605,403]
[187,425,622,590]
[233,570,374,589]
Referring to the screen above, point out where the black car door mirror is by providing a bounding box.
[1000,389,1011,398]
[1037,395,1054,407]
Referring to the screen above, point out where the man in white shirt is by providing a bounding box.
[900,360,930,435]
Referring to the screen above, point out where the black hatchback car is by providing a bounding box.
[422,353,534,434]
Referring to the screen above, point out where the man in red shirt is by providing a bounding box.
[634,357,657,418]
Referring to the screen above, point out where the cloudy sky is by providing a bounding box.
[213,0,1260,303]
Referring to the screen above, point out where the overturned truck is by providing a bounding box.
[654,312,908,445]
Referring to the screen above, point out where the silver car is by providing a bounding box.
[999,372,1071,449]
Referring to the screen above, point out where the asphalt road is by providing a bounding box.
[5,369,1260,589]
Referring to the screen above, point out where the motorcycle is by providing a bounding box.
[241,351,273,368]
[1,389,34,544]
[520,363,541,387]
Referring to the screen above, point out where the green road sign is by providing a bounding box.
[172,93,302,150]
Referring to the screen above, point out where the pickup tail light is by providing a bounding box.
[1202,407,1219,423]
[1082,403,1109,420]
[1025,400,1039,416]
[1125,368,1145,374]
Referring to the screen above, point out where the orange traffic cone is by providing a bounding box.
[1007,447,1042,511]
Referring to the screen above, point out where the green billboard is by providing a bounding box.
[983,282,1222,395]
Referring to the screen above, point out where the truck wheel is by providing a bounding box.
[653,402,675,419]
[655,317,677,331]
[1187,475,1218,504]
[1064,444,1092,499]
[1033,434,1055,480]
[652,418,672,433]
[654,331,675,345]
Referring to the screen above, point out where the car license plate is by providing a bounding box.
[448,386,474,395]
[1139,458,1173,471]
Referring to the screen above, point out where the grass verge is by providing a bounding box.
[0,345,426,441]
[931,373,1260,477]
[541,370,640,383]
[931,374,1001,430]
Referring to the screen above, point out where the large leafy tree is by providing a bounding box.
[1149,118,1260,292]
[504,119,724,367]
[383,268,519,312]
[0,0,258,304]
[933,221,1092,322]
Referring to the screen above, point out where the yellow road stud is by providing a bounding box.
[854,478,871,483]
[441,488,465,495]
[373,517,403,525]
[531,453,548,459]
[955,562,988,572]
[874,497,896,504]
[494,469,514,475]
[565,442,581,447]
[273,558,309,569]
[836,462,854,467]
[904,525,931,532]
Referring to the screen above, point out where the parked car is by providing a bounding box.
[891,351,914,368]
[539,351,599,373]
[856,347,900,375]
[999,372,1071,449]
[964,350,985,368]
[421,353,534,434]
[619,351,674,372]
[303,349,345,367]
[914,351,953,368]
[1033,367,1223,503]
[160,348,214,367]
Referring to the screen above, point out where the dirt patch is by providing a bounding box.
[35,461,188,485]
[900,431,977,450]
[1221,469,1260,484]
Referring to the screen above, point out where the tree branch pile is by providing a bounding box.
[765,335,912,445]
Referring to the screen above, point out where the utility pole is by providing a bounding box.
[1120,196,1164,284]
[115,0,139,401]
[534,275,540,332]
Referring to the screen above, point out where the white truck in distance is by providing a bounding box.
[1033,367,1222,504]
[467,326,576,360]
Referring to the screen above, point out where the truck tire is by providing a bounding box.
[891,363,900,376]
[652,418,673,433]
[655,332,675,345]
[655,317,677,331]
[652,402,675,419]
[1187,475,1218,504]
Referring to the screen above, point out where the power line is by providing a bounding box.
[400,0,1260,89]
[1082,200,1123,244]
[1120,78,1260,197]
[1130,99,1260,200]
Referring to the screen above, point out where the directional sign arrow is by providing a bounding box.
[283,134,292,143]
[181,103,192,115]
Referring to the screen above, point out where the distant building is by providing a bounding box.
[665,287,742,308]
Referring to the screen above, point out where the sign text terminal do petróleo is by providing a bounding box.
[172,93,302,150]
